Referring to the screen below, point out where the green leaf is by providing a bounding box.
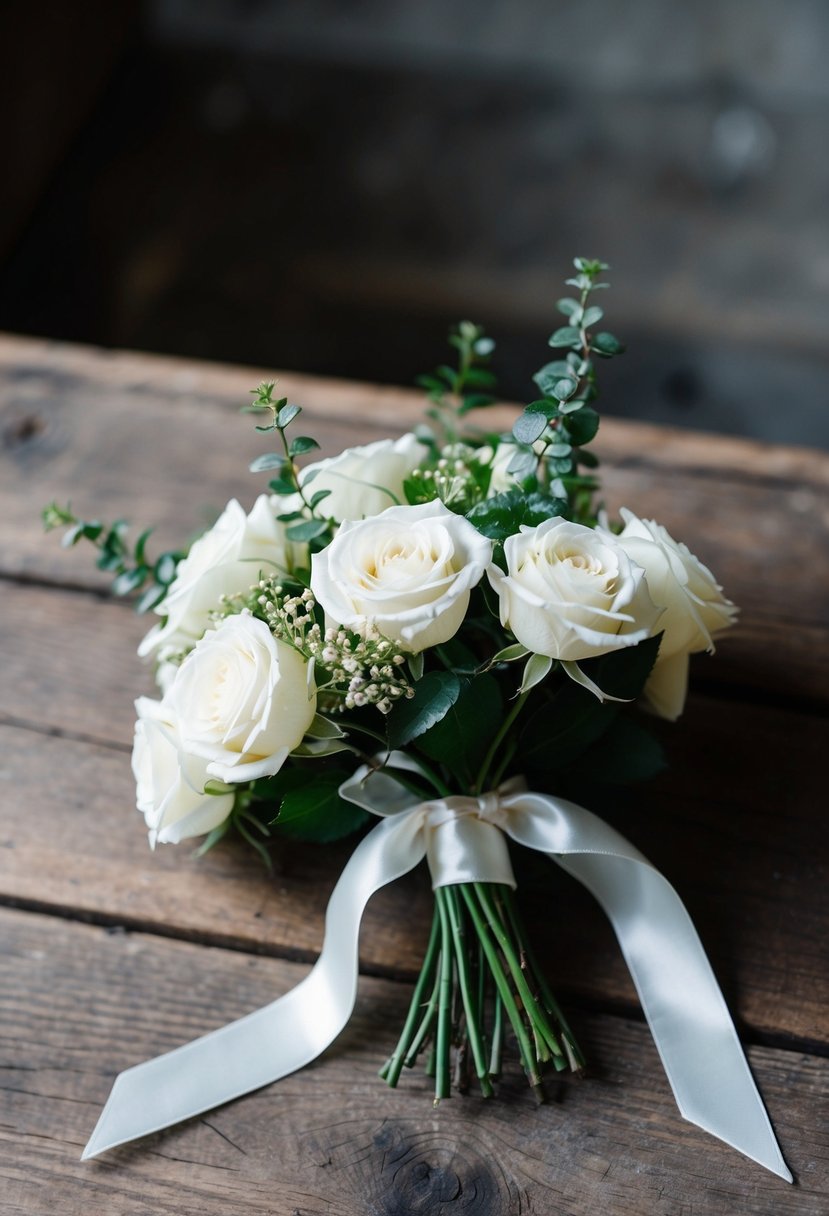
[458,392,496,414]
[549,326,581,348]
[513,411,548,445]
[250,453,287,473]
[386,671,462,749]
[268,476,298,496]
[466,490,566,541]
[133,527,154,566]
[506,448,538,479]
[533,361,571,395]
[154,552,179,585]
[111,567,147,596]
[270,770,369,842]
[473,336,495,356]
[551,377,577,401]
[136,583,165,613]
[556,298,581,318]
[563,407,600,446]
[308,488,332,511]
[286,519,329,542]
[591,332,625,357]
[276,403,301,428]
[490,642,530,665]
[581,306,604,327]
[289,436,320,456]
[463,367,497,389]
[417,675,503,783]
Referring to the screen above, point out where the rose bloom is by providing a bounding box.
[310,500,492,652]
[132,697,234,848]
[611,509,738,719]
[488,518,661,662]
[167,611,317,782]
[299,433,428,523]
[139,495,297,661]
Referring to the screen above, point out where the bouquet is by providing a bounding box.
[45,259,791,1180]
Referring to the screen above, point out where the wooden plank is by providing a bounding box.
[1,335,827,702]
[1,681,825,1044]
[1,908,821,1215]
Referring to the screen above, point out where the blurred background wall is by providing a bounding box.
[1,0,827,446]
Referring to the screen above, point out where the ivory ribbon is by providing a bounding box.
[82,759,791,1181]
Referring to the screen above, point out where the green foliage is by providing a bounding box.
[416,321,498,441]
[500,258,622,525]
[386,671,463,749]
[417,675,503,786]
[266,768,370,843]
[571,715,667,785]
[466,489,567,541]
[42,503,184,612]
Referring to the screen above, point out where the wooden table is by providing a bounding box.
[1,334,827,1215]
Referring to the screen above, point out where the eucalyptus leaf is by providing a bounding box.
[549,326,581,348]
[466,489,566,541]
[513,411,548,445]
[250,452,287,473]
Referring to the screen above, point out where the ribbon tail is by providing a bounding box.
[82,813,426,1160]
[502,793,792,1182]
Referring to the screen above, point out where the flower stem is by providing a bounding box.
[381,905,441,1086]
[474,690,530,794]
[475,884,565,1065]
[459,884,541,1091]
[441,886,494,1097]
[434,890,454,1102]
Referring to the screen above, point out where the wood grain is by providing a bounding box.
[1,908,822,1216]
[1,335,827,706]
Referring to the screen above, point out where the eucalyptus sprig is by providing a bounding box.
[509,258,625,523]
[42,503,184,612]
[416,320,498,443]
[246,381,332,547]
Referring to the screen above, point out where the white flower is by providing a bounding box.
[310,501,492,652]
[167,611,316,782]
[488,518,661,662]
[299,433,428,522]
[139,495,297,661]
[132,697,234,848]
[612,509,738,719]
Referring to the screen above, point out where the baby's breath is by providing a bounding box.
[253,575,414,714]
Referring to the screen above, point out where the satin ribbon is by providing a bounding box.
[82,760,791,1181]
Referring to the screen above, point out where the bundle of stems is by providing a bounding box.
[380,882,583,1101]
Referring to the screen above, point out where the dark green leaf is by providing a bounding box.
[289,436,320,456]
[418,675,503,783]
[458,392,496,414]
[269,770,369,842]
[133,528,154,566]
[592,332,625,357]
[269,476,299,496]
[466,489,567,541]
[578,633,663,701]
[308,488,332,510]
[563,407,600,446]
[386,671,462,749]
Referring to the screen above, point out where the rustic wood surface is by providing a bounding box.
[0,334,827,1214]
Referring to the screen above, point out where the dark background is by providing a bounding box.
[1,0,828,447]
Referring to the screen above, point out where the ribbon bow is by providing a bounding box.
[82,758,791,1181]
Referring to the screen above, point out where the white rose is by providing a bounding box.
[488,518,661,662]
[612,509,738,719]
[167,611,316,782]
[139,495,297,660]
[299,433,428,522]
[310,501,492,652]
[132,697,234,848]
